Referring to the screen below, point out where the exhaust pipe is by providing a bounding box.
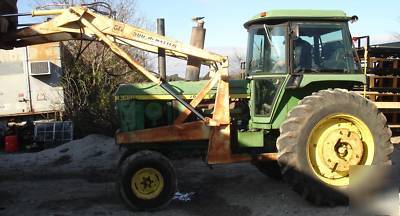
[185,17,206,81]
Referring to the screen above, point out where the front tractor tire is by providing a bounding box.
[277,89,393,205]
[117,150,177,211]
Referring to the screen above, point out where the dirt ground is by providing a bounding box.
[0,135,399,216]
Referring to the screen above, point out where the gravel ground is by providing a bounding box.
[0,135,399,216]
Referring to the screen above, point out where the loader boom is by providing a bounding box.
[1,5,240,164]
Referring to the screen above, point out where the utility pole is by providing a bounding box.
[157,18,166,80]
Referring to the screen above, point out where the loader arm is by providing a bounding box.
[1,5,238,164]
[4,6,228,122]
[12,8,225,64]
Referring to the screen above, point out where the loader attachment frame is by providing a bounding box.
[2,6,247,164]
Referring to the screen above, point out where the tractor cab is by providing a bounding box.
[243,10,364,128]
[244,10,361,75]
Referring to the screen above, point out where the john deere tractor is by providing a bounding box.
[4,5,393,211]
[114,10,393,210]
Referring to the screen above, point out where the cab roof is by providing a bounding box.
[244,9,350,28]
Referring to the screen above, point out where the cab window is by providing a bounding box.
[292,22,360,74]
[247,24,287,74]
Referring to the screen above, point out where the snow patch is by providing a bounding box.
[0,134,120,174]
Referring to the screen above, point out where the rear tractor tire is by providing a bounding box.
[277,89,393,205]
[117,150,177,211]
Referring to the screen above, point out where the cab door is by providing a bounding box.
[246,23,290,128]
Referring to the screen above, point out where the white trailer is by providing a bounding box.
[0,42,72,149]
[0,42,64,117]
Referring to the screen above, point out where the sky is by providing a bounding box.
[136,0,400,47]
[17,0,400,74]
[18,0,400,46]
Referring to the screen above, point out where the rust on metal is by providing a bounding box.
[254,153,278,161]
[28,42,60,61]
[0,110,61,118]
[207,61,239,164]
[116,121,210,144]
[210,61,230,125]
[174,73,220,124]
[207,125,252,164]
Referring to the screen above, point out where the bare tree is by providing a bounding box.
[32,0,153,136]
[229,48,245,79]
[231,48,245,71]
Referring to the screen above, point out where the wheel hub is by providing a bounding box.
[322,128,364,172]
[131,168,164,200]
[307,114,374,186]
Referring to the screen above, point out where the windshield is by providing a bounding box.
[246,24,287,74]
[293,22,360,74]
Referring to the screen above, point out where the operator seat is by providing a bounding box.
[322,42,345,70]
[293,38,312,72]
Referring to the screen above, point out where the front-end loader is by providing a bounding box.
[1,4,393,210]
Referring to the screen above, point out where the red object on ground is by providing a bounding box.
[5,135,19,153]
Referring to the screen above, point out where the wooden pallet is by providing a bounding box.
[366,58,399,93]
[362,85,400,99]
[353,36,400,132]
[354,92,400,130]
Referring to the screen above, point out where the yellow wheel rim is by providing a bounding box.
[307,113,374,187]
[131,168,164,200]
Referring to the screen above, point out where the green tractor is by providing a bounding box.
[4,4,393,213]
[114,10,393,210]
